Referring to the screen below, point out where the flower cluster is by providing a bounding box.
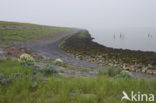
[18,53,35,67]
[55,58,63,66]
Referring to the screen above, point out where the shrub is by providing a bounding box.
[54,58,63,66]
[115,71,134,79]
[18,53,35,67]
[40,64,58,75]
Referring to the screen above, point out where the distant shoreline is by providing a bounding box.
[60,30,156,75]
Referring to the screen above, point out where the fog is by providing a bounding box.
[0,0,156,30]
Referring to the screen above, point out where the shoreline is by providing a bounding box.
[60,30,156,75]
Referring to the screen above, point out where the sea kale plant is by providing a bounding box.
[0,73,23,85]
[18,53,35,67]
[54,58,63,66]
[115,70,134,79]
[39,64,58,75]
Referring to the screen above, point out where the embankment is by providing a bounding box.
[60,30,156,75]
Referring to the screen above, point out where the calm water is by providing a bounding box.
[89,27,156,52]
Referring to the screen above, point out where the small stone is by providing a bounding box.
[146,70,153,74]
[153,70,156,75]
[147,64,154,69]
[142,67,148,73]
[131,68,135,71]
[135,64,142,69]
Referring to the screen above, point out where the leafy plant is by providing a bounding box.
[40,64,58,75]
[115,71,134,79]
[0,73,4,82]
[18,53,35,67]
[54,58,64,66]
[98,67,121,77]
[31,81,38,88]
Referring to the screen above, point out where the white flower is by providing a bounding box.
[18,53,34,66]
[55,58,63,66]
[55,58,63,63]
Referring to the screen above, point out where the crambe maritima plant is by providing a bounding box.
[18,53,35,67]
[115,71,134,79]
[54,58,63,66]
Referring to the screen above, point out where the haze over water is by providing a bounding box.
[90,27,156,52]
[0,0,156,51]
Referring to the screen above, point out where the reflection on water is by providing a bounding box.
[90,27,156,52]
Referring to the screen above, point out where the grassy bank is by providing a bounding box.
[0,59,156,103]
[0,21,78,47]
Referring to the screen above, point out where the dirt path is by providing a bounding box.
[21,32,156,79]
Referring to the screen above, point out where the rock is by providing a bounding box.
[122,64,130,70]
[142,67,148,73]
[131,68,135,71]
[153,70,156,75]
[146,70,153,74]
[0,49,4,54]
[147,64,154,70]
[136,68,143,72]
[135,64,142,69]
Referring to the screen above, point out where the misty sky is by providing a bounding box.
[0,0,156,29]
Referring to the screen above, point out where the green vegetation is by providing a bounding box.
[0,58,32,75]
[98,67,122,77]
[0,21,78,46]
[77,32,89,38]
[0,59,156,103]
[18,53,35,67]
[39,64,58,75]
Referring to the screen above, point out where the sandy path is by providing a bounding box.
[22,32,156,79]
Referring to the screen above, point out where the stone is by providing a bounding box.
[147,64,154,69]
[146,70,153,74]
[142,67,148,73]
[131,68,135,71]
[153,70,156,75]
[135,64,142,69]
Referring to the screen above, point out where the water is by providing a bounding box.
[89,27,156,52]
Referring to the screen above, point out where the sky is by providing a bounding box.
[0,0,156,29]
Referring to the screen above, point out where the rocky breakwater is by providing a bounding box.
[60,30,156,75]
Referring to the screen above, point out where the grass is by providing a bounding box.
[0,59,156,103]
[0,21,78,46]
[0,58,32,76]
[77,32,89,38]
